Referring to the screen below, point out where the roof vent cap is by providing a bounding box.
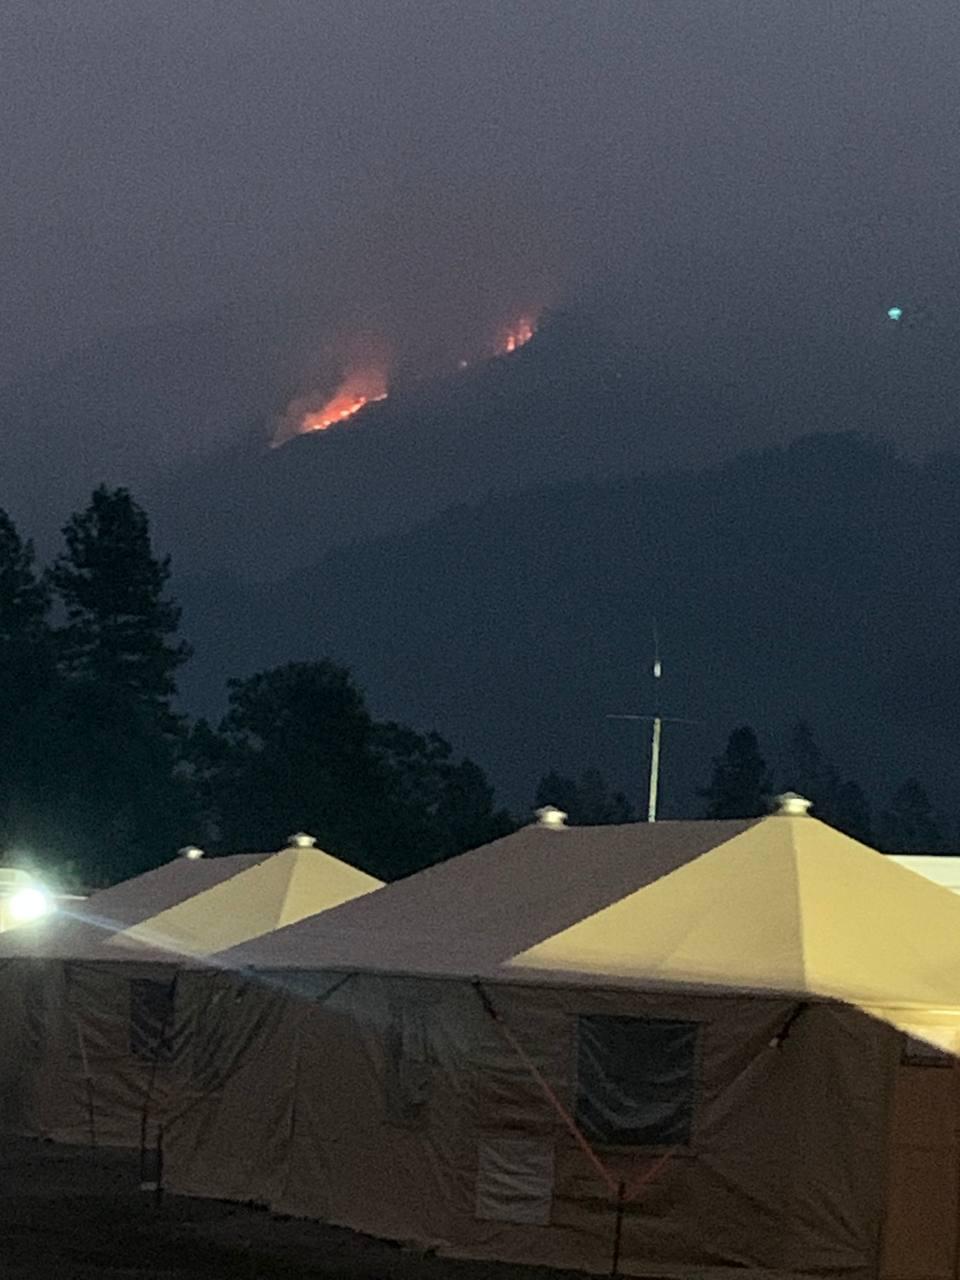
[288,831,317,848]
[179,845,205,860]
[774,792,812,817]
[535,805,568,829]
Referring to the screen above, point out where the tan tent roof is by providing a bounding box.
[0,853,269,960]
[107,843,382,958]
[890,854,960,894]
[220,814,960,1037]
[219,817,759,974]
[0,843,381,962]
[83,853,272,927]
[511,814,960,1013]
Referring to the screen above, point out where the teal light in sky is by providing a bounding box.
[887,306,903,321]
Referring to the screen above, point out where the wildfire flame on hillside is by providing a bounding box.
[274,310,539,447]
[500,316,535,353]
[301,373,388,435]
[274,365,388,446]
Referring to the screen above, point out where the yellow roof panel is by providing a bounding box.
[510,816,960,1011]
[107,845,382,958]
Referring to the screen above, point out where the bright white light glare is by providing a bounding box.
[887,306,903,321]
[8,886,53,922]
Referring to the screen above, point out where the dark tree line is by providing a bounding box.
[0,489,512,887]
[534,769,636,825]
[698,723,948,852]
[2,487,950,891]
[0,489,196,887]
[534,721,951,853]
[190,664,513,880]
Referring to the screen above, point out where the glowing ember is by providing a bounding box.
[501,317,535,354]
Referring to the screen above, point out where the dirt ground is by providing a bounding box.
[0,1137,558,1280]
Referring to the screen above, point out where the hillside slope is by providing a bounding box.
[177,434,960,819]
[5,271,958,581]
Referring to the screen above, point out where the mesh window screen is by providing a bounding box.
[576,1015,697,1147]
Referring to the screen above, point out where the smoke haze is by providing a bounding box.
[4,2,959,374]
[1,1,960,545]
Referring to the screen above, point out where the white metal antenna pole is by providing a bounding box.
[648,715,662,822]
[648,632,662,822]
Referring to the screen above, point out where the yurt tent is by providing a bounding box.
[158,800,960,1280]
[0,835,382,1146]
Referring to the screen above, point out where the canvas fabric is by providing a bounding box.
[107,846,381,958]
[219,819,760,974]
[0,855,270,960]
[880,1058,960,1280]
[162,972,900,1279]
[0,846,382,1144]
[7,814,960,1276]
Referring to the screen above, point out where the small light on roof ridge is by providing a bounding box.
[535,806,568,828]
[774,792,812,817]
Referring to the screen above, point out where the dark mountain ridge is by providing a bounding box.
[176,433,960,825]
[5,267,959,583]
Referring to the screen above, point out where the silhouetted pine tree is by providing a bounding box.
[0,509,55,852]
[701,726,772,819]
[195,661,513,878]
[878,778,945,853]
[780,720,873,843]
[535,768,635,824]
[50,486,190,715]
[21,487,201,882]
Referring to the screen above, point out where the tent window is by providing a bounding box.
[576,1015,697,1148]
[130,979,176,1063]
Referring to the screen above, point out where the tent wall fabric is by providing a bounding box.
[9,812,960,1277]
[0,842,382,1146]
[162,971,901,1279]
[161,811,960,1279]
[0,957,61,1136]
[0,957,189,1146]
[881,1058,960,1280]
